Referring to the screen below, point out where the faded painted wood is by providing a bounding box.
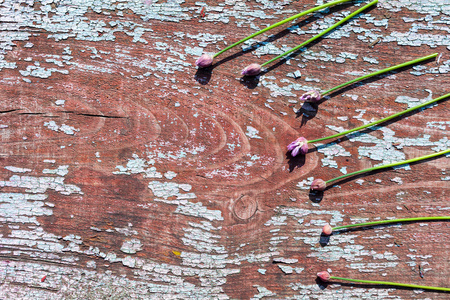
[0,0,449,299]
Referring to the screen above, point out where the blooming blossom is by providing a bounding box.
[287,137,308,156]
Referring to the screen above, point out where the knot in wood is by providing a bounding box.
[233,195,257,220]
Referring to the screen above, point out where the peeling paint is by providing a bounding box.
[0,0,448,298]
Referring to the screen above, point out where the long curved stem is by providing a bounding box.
[308,92,450,144]
[332,216,450,231]
[322,53,438,96]
[330,276,450,292]
[260,0,378,67]
[325,148,450,185]
[212,0,353,58]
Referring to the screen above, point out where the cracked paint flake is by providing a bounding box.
[316,143,352,169]
[245,126,263,139]
[120,238,143,254]
[252,285,276,299]
[44,121,80,135]
[0,174,83,195]
[4,166,32,173]
[0,0,448,298]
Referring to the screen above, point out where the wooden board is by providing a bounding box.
[0,0,449,298]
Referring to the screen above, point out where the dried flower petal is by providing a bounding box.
[195,54,213,68]
[300,90,321,102]
[287,137,309,156]
[311,178,326,191]
[317,271,331,281]
[322,224,332,235]
[242,63,262,76]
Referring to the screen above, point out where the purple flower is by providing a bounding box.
[195,54,213,68]
[241,63,262,76]
[287,137,309,156]
[310,178,326,191]
[299,90,321,102]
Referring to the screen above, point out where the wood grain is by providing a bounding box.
[0,0,449,298]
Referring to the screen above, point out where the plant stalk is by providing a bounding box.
[322,53,438,96]
[308,92,450,144]
[333,216,450,231]
[213,0,353,58]
[260,0,378,67]
[325,148,450,185]
[330,276,450,292]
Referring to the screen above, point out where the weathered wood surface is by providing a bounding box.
[0,0,449,299]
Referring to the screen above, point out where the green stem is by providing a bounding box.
[323,53,438,95]
[333,216,450,231]
[325,148,450,185]
[330,276,450,292]
[212,0,353,58]
[308,92,450,144]
[260,0,378,67]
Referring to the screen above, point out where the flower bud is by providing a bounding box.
[300,90,321,102]
[317,271,331,281]
[322,224,333,235]
[195,54,213,68]
[242,63,262,76]
[311,178,326,191]
[287,137,309,156]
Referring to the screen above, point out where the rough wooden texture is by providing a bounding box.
[0,0,449,299]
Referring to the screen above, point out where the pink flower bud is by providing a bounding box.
[287,137,309,156]
[242,63,262,76]
[195,54,213,68]
[317,271,331,281]
[300,90,321,102]
[322,224,333,235]
[311,178,326,191]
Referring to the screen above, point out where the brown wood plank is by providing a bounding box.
[0,0,449,298]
